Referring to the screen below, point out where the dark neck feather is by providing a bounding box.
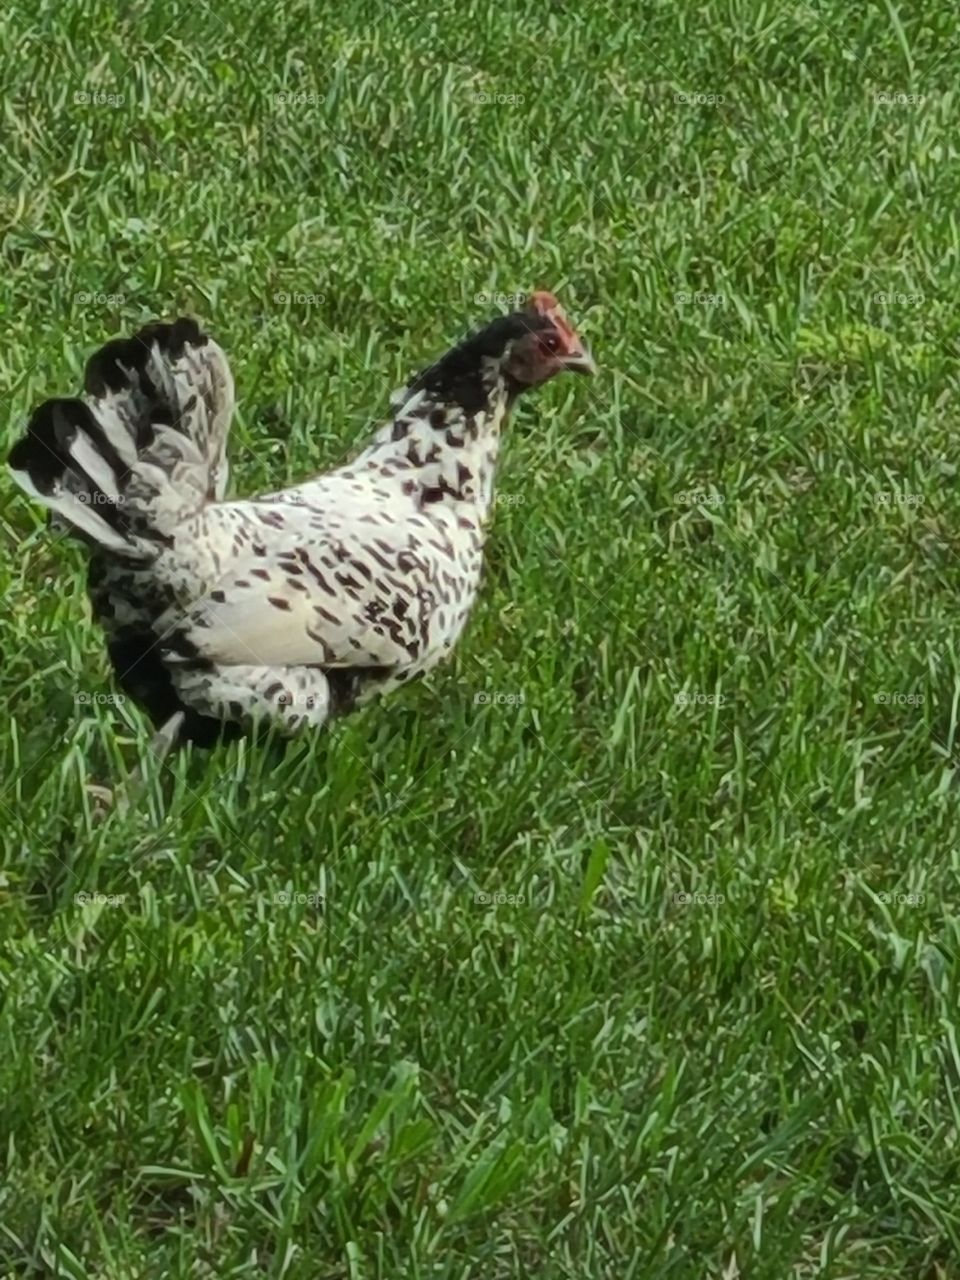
[400,311,547,415]
[347,310,549,511]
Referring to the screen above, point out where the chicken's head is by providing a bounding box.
[502,291,596,388]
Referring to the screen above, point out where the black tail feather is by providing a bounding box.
[9,316,233,553]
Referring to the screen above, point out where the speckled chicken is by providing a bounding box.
[8,292,595,746]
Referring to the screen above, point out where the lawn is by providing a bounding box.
[2,0,959,1275]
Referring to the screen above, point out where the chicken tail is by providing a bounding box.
[8,318,234,557]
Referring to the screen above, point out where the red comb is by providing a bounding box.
[526,290,583,353]
[527,290,562,314]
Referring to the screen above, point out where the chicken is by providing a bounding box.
[8,291,595,748]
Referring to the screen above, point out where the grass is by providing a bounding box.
[2,0,960,1274]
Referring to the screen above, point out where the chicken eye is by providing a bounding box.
[542,333,561,353]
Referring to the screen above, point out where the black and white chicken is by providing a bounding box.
[8,291,595,749]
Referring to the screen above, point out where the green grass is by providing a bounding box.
[2,0,960,1275]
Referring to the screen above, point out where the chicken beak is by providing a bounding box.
[561,345,597,376]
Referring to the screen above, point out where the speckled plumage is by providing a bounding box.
[9,296,594,745]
